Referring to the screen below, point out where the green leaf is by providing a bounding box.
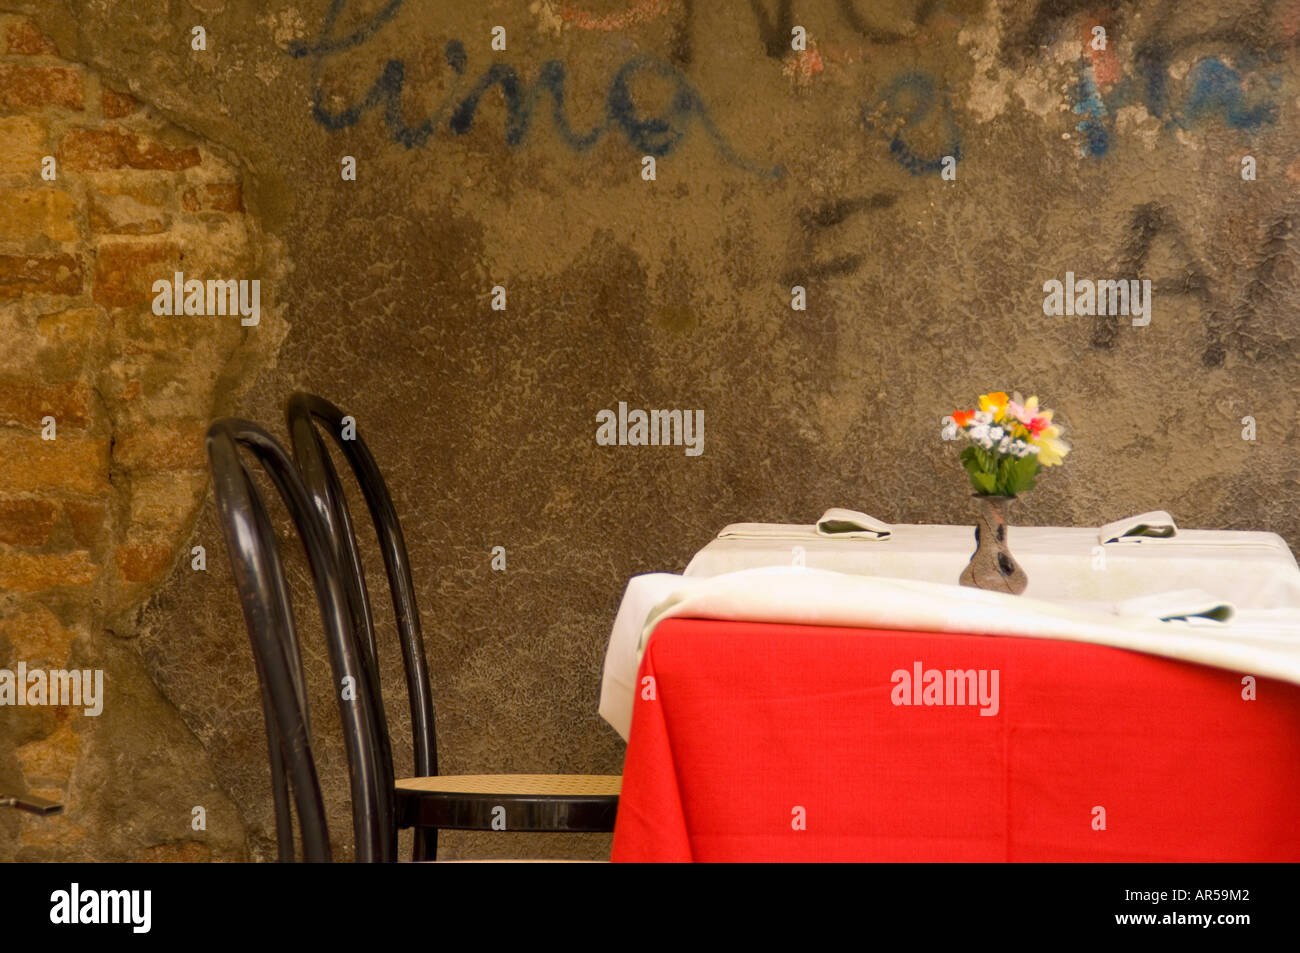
[960,444,1001,494]
[997,455,1040,496]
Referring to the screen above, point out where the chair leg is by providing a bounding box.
[412,826,438,862]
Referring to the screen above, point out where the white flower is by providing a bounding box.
[974,410,993,425]
[997,436,1011,453]
[989,426,1004,441]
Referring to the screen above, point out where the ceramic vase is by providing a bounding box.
[959,494,1028,594]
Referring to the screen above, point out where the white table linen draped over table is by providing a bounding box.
[600,523,1300,741]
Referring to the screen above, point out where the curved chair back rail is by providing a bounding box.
[287,393,437,856]
[206,418,391,862]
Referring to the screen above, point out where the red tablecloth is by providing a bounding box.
[611,619,1300,862]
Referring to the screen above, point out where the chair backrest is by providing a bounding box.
[286,393,437,855]
[206,418,391,862]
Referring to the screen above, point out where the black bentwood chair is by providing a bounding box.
[207,419,391,862]
[286,392,620,862]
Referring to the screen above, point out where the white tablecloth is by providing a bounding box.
[599,568,1300,741]
[683,524,1300,608]
[599,523,1300,740]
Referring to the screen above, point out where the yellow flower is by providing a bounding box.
[978,391,1009,421]
[1034,425,1070,466]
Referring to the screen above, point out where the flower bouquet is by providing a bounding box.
[942,391,1069,497]
[942,392,1069,593]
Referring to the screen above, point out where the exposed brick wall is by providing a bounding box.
[0,12,278,860]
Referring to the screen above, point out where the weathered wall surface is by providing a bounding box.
[0,8,283,858]
[1,0,1298,860]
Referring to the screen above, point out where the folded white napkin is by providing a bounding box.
[1113,589,1234,623]
[715,523,817,540]
[716,509,893,541]
[1099,510,1178,544]
[816,508,893,539]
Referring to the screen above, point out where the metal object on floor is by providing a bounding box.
[0,793,63,815]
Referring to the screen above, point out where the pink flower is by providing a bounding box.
[1008,394,1053,436]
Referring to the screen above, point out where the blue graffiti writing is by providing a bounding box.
[1073,28,1282,160]
[290,0,781,176]
[1074,62,1109,157]
[860,71,962,176]
[1074,51,1279,160]
[1181,57,1278,131]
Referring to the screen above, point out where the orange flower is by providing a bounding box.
[953,409,975,427]
[978,392,1010,420]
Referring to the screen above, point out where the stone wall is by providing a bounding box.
[1,0,1298,861]
[0,11,281,860]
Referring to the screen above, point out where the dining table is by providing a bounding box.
[602,513,1300,862]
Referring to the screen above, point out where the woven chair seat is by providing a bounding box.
[396,774,621,797]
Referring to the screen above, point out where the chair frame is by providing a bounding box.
[287,393,435,860]
[285,393,617,859]
[207,418,388,862]
[209,402,616,862]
